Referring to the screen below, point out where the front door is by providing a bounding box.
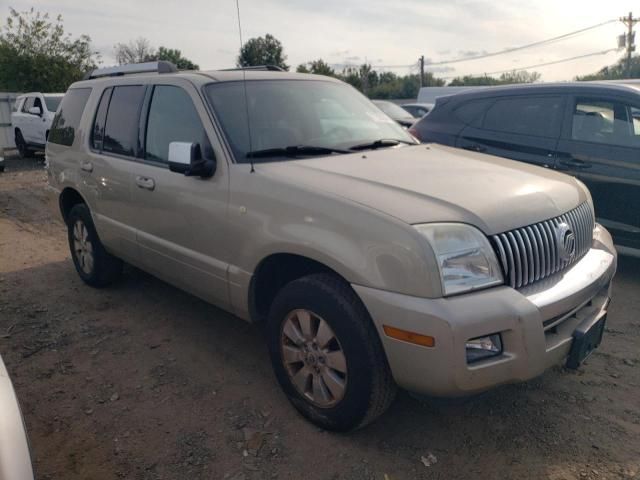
[130,82,231,309]
[555,95,640,250]
[457,95,565,169]
[20,96,38,144]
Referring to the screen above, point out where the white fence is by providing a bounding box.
[0,92,19,151]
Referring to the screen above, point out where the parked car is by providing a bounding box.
[46,62,616,431]
[11,92,63,158]
[0,354,35,480]
[410,82,640,254]
[372,100,416,127]
[401,102,434,118]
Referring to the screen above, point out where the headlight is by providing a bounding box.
[415,223,504,296]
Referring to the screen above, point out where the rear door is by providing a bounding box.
[555,95,640,250]
[130,80,231,308]
[457,95,565,168]
[82,84,146,262]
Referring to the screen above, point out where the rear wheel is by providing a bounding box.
[67,204,122,287]
[14,130,33,159]
[266,273,396,431]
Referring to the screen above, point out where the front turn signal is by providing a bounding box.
[383,325,435,348]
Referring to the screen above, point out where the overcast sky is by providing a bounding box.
[5,0,639,82]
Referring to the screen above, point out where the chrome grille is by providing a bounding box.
[491,203,594,289]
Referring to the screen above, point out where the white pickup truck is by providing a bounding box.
[11,92,63,158]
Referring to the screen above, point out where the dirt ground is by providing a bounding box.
[1,154,639,480]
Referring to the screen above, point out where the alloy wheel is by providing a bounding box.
[281,309,348,408]
[73,220,94,274]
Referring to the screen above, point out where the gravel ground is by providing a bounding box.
[1,154,639,480]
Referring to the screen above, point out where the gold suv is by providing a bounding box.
[46,62,617,431]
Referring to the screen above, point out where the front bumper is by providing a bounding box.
[354,225,617,397]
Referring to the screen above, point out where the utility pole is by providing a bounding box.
[620,12,639,78]
[419,55,425,87]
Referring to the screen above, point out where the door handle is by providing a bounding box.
[558,159,591,169]
[462,144,487,153]
[80,161,93,172]
[135,176,155,191]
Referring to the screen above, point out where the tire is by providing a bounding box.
[14,130,33,159]
[266,273,396,431]
[66,204,122,287]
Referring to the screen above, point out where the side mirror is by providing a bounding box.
[168,142,216,178]
[28,106,42,116]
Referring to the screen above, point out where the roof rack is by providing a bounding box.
[83,61,178,80]
[219,65,285,72]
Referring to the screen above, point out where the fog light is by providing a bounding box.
[466,334,502,363]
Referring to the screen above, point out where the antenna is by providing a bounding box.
[235,0,255,173]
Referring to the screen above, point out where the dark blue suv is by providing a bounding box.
[411,82,640,254]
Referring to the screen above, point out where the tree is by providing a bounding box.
[0,7,99,91]
[114,37,153,65]
[499,70,541,84]
[576,55,640,81]
[296,59,335,77]
[146,46,198,70]
[237,34,289,70]
[448,70,540,86]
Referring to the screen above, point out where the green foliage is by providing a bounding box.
[296,59,335,76]
[147,46,199,70]
[237,34,289,71]
[448,70,541,86]
[575,55,640,81]
[0,7,99,92]
[335,64,444,99]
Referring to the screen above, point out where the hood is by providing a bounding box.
[258,144,587,235]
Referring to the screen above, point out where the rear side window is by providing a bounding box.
[48,88,92,146]
[454,99,493,127]
[91,88,112,151]
[102,85,146,157]
[144,85,213,163]
[482,96,563,138]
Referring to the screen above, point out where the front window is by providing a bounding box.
[44,96,62,113]
[572,98,640,147]
[204,80,414,162]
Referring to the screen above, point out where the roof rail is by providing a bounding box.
[220,65,285,72]
[83,61,178,80]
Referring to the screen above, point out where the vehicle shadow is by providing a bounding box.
[1,152,46,173]
[1,256,638,479]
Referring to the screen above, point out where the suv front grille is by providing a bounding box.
[490,202,594,289]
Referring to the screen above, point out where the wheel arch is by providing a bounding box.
[59,187,87,224]
[249,252,354,324]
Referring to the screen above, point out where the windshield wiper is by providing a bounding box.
[246,145,350,159]
[348,138,416,151]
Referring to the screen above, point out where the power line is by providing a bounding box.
[426,19,618,66]
[331,19,618,71]
[439,48,621,80]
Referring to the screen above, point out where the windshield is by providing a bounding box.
[204,80,413,162]
[373,101,414,120]
[44,96,62,112]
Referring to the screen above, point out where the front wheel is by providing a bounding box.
[67,204,122,287]
[266,273,396,431]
